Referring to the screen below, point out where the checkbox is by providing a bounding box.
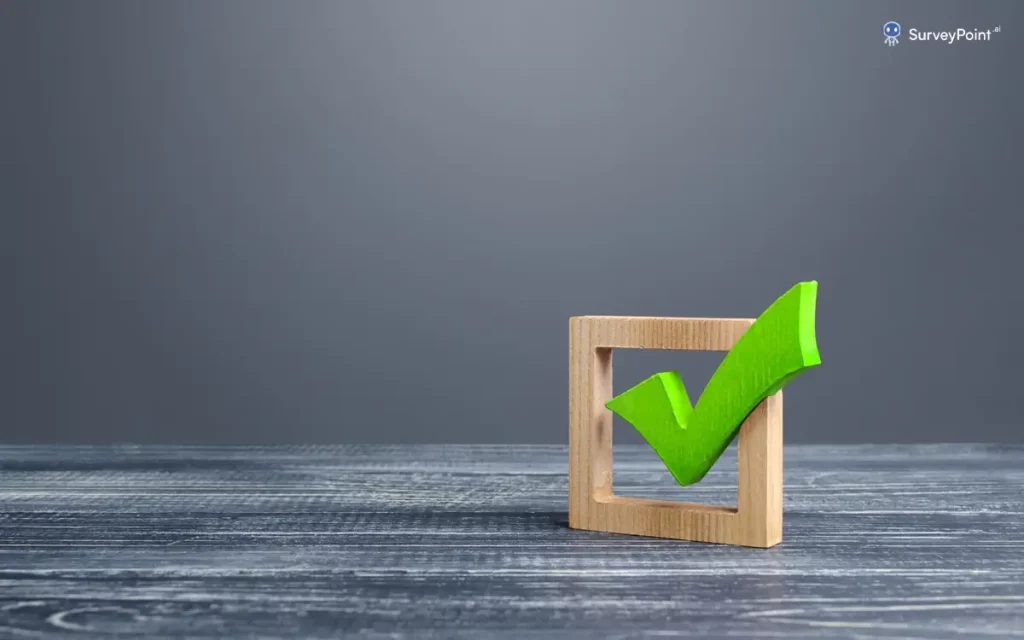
[568,316,783,548]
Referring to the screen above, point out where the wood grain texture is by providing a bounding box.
[569,315,782,547]
[1,445,1023,639]
[736,393,783,547]
[571,316,754,351]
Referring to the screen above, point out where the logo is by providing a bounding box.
[883,21,902,46]
[883,21,1002,46]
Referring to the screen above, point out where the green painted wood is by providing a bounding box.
[606,282,821,486]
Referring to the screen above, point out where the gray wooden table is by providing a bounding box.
[1,445,1022,638]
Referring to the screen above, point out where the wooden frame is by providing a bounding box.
[568,316,783,548]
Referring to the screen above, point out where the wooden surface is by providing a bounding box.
[1,444,1023,639]
[569,316,782,547]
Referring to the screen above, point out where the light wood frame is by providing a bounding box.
[568,316,783,548]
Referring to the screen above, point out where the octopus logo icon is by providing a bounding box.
[883,21,902,46]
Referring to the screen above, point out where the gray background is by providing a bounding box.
[3,1,1021,445]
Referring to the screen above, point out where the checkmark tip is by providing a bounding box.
[794,281,821,367]
[606,371,693,429]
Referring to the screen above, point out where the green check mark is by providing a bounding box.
[606,282,821,487]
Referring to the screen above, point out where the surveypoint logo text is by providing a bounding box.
[882,21,1002,46]
[910,27,999,43]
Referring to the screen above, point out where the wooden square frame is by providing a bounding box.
[569,316,783,548]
